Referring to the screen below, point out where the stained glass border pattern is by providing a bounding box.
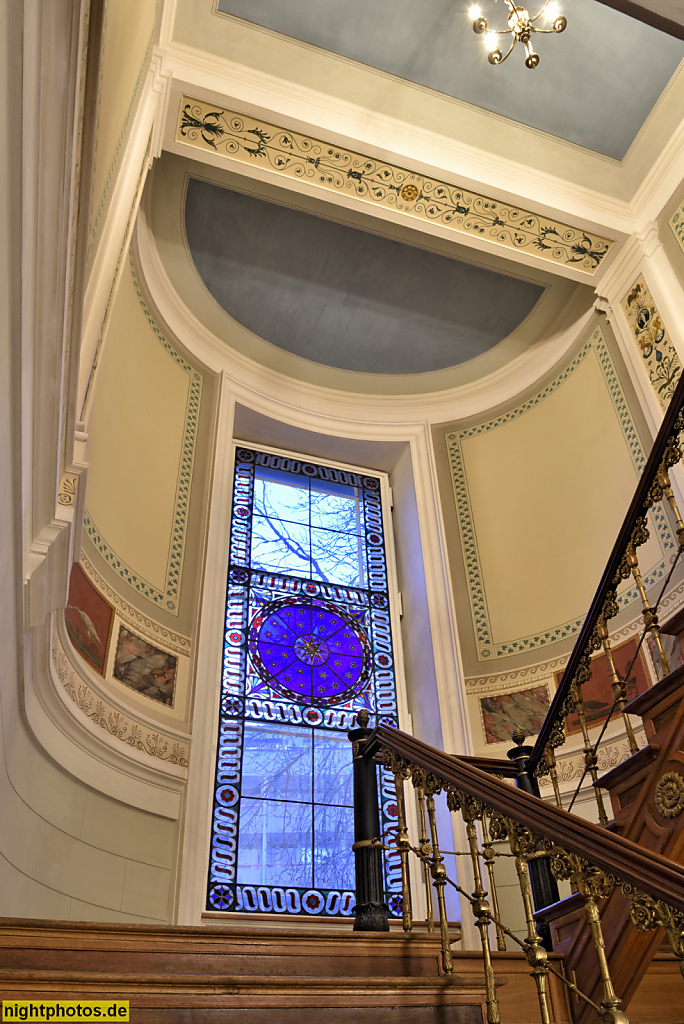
[207,447,402,917]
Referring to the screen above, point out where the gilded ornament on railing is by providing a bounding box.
[622,884,684,962]
[655,771,684,818]
[622,275,682,412]
[547,848,617,899]
[176,98,613,275]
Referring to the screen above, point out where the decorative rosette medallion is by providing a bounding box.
[655,771,684,819]
[248,597,372,707]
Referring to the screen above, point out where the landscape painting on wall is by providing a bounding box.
[480,684,551,745]
[554,636,651,736]
[64,563,114,676]
[113,626,177,706]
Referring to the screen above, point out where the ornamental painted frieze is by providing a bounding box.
[176,98,613,275]
[622,274,682,413]
[670,199,684,256]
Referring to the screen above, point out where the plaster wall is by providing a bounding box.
[0,0,182,926]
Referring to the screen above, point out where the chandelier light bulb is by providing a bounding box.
[470,0,566,68]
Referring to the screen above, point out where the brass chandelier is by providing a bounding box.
[469,0,567,68]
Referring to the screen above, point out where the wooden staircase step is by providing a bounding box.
[0,920,575,1024]
[0,919,443,979]
[0,946,440,978]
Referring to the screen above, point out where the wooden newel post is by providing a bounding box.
[507,728,559,950]
[349,710,389,931]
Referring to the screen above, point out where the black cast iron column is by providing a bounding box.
[507,728,559,950]
[348,710,389,931]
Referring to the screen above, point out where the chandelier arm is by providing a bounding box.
[491,38,517,65]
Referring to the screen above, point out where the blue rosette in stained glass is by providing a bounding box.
[248,597,372,707]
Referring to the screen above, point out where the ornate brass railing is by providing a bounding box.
[528,370,684,809]
[350,720,684,1024]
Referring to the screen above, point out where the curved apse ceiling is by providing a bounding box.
[214,0,684,160]
[184,177,544,376]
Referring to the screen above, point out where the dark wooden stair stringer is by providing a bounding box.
[536,663,684,1023]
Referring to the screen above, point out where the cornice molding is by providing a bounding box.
[159,42,636,240]
[631,114,684,227]
[22,615,186,818]
[594,232,649,304]
[79,551,193,656]
[135,203,589,426]
[539,728,648,794]
[53,612,191,746]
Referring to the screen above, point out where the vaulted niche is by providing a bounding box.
[184,178,545,375]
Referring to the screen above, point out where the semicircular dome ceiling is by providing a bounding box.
[184,176,545,375]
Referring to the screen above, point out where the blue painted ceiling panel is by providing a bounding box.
[185,177,544,374]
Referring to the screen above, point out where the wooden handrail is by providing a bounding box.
[366,723,684,913]
[456,754,518,778]
[528,369,684,773]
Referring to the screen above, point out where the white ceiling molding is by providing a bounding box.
[596,0,684,37]
[630,107,684,226]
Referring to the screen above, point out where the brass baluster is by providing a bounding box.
[425,789,453,975]
[655,463,684,549]
[544,746,563,809]
[393,768,412,933]
[571,679,609,826]
[462,801,500,1024]
[596,617,639,756]
[583,895,627,1022]
[551,851,629,1023]
[508,825,552,1024]
[625,542,670,678]
[416,786,434,932]
[480,816,506,951]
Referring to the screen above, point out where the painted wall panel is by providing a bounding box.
[446,326,674,661]
[86,256,201,614]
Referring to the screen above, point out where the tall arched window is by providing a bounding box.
[206,447,402,918]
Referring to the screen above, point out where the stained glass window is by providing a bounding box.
[207,448,402,918]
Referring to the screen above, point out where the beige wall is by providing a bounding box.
[432,316,675,761]
[0,0,180,926]
[0,693,178,923]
